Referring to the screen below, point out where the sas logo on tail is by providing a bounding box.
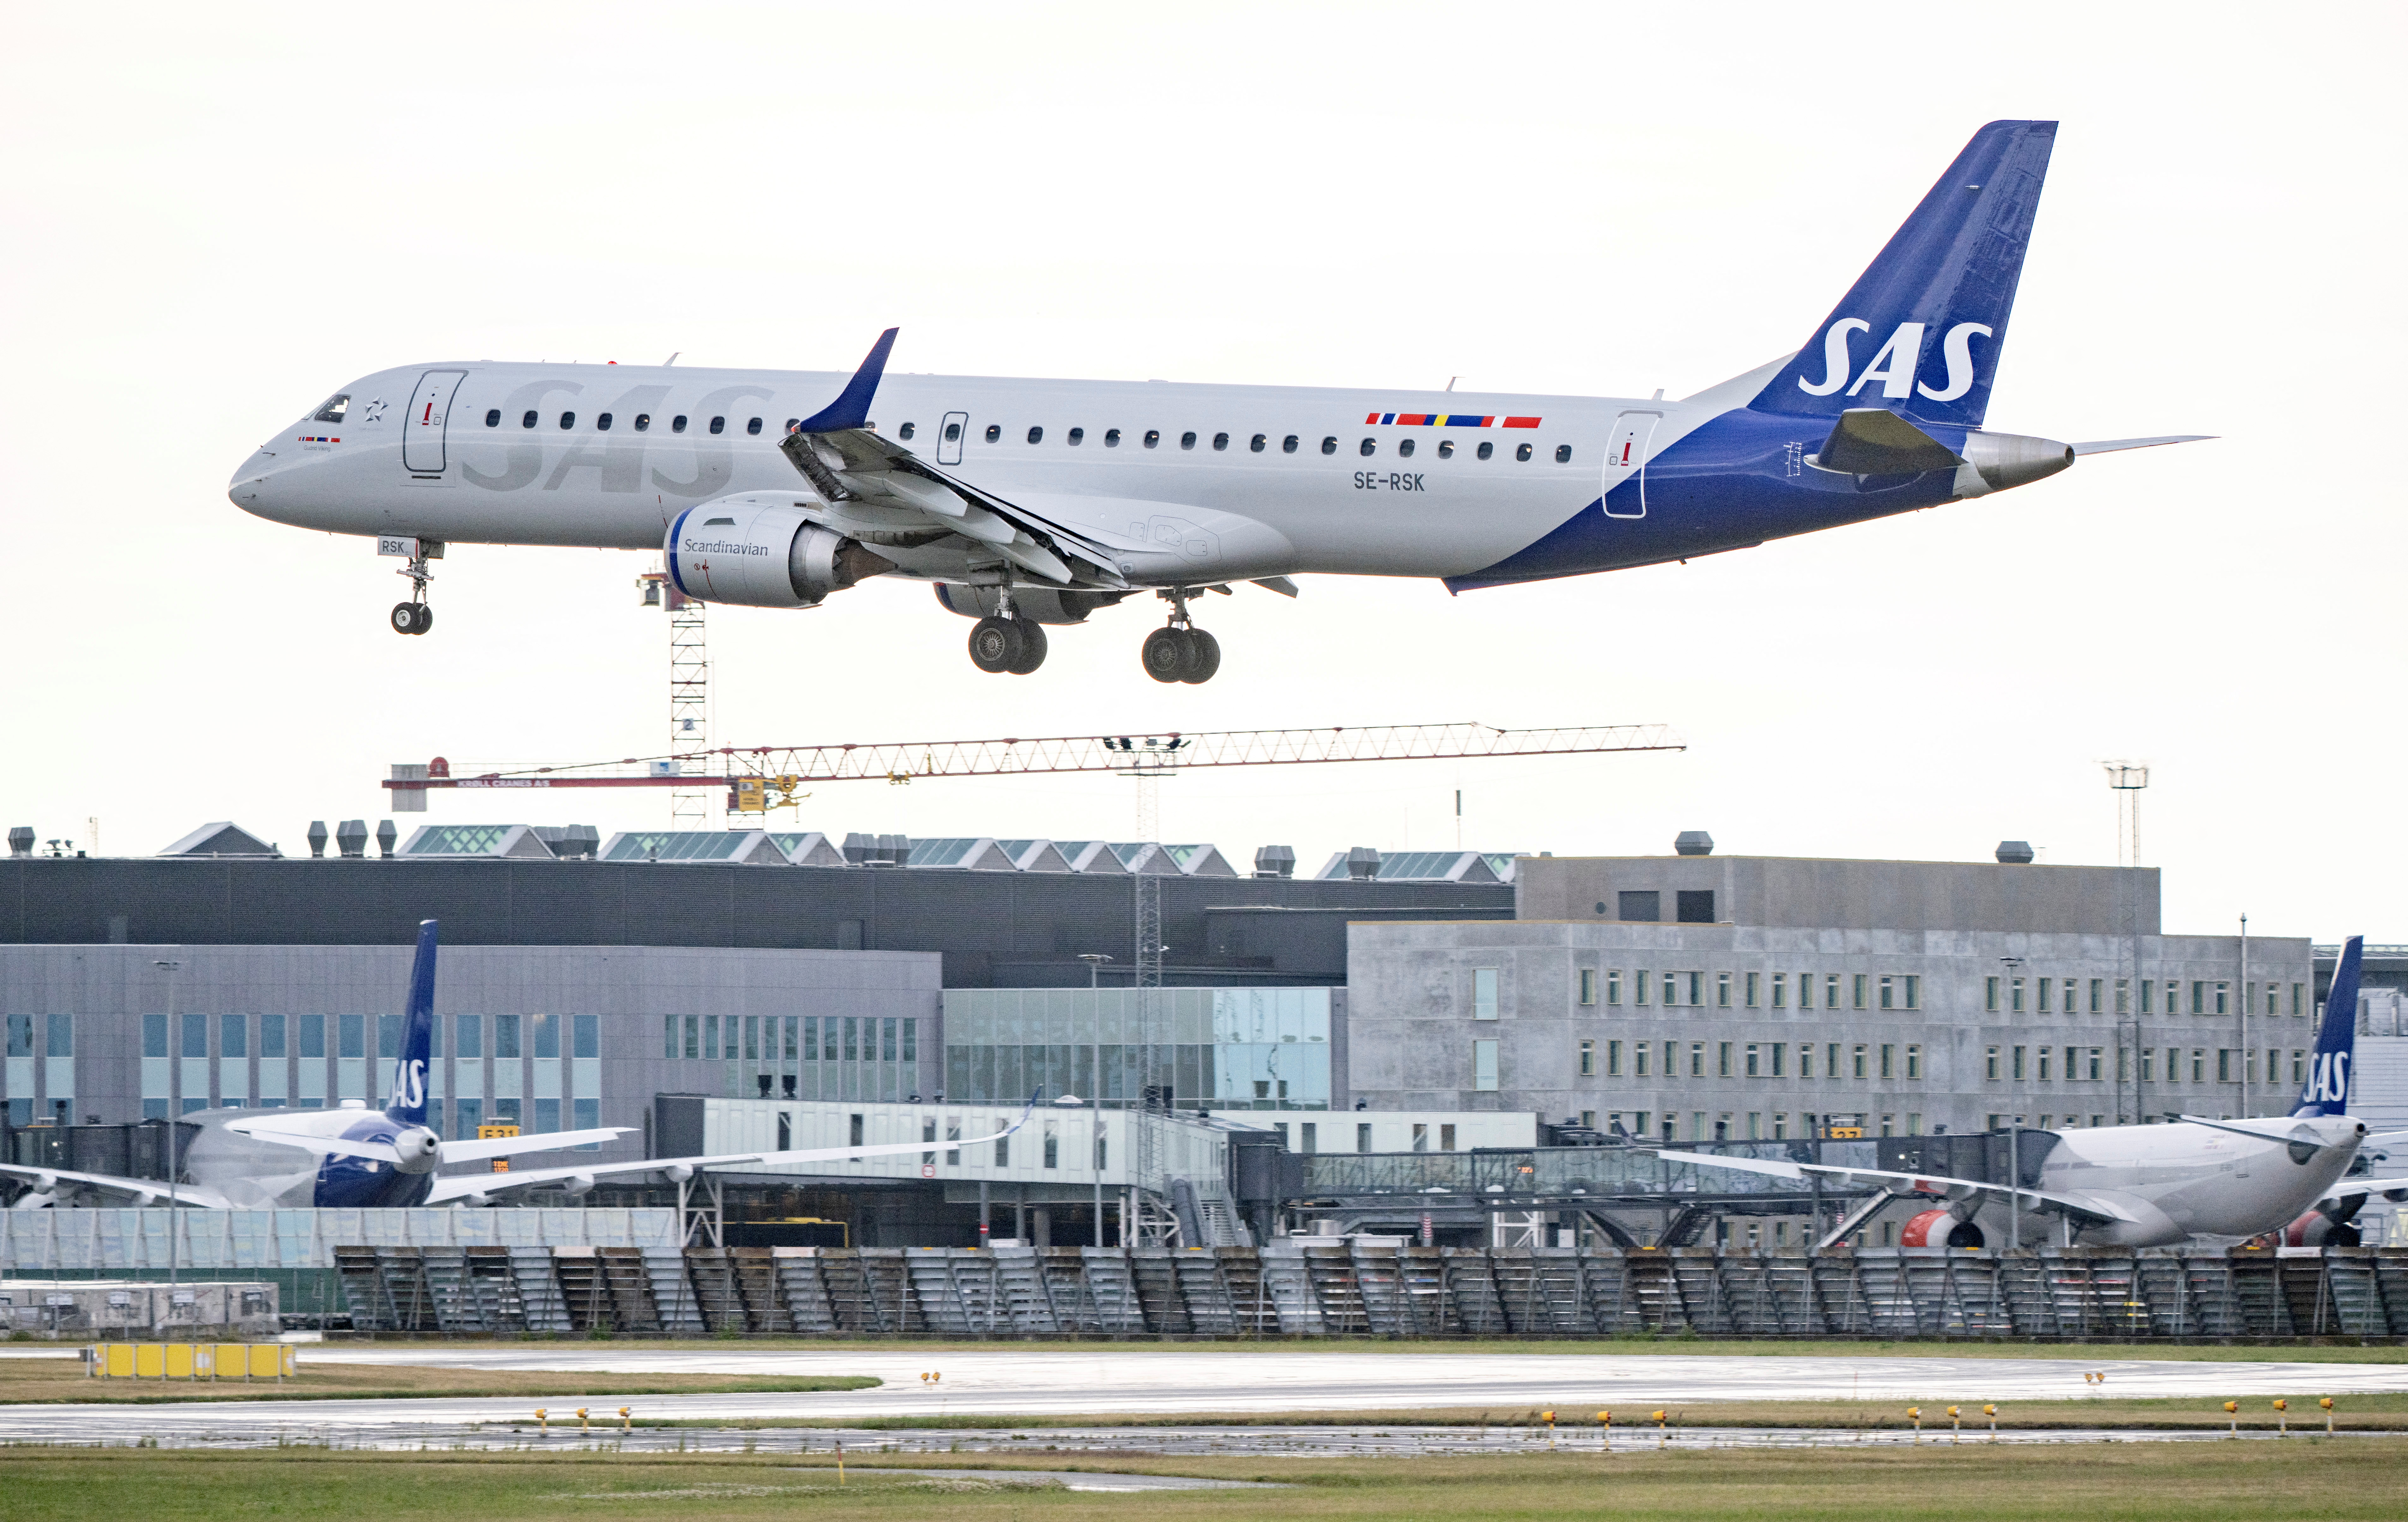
[2302,1052,2350,1106]
[1798,319,1993,402]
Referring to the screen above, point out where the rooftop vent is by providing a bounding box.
[1253,844,1296,880]
[1996,840,2034,864]
[1345,846,1381,881]
[306,821,329,858]
[7,827,31,857]
[336,820,367,858]
[375,820,397,858]
[1674,830,1714,857]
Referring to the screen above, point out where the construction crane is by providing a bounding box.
[382,721,1683,813]
[635,570,712,826]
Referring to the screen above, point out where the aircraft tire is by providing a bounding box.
[1178,627,1220,684]
[1005,620,1048,675]
[390,602,422,635]
[412,604,433,635]
[968,616,1024,673]
[1140,626,1189,683]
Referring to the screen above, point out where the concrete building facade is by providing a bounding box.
[1344,854,2316,1140]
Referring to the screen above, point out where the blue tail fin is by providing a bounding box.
[1751,120,2056,429]
[2293,935,2363,1118]
[384,919,436,1126]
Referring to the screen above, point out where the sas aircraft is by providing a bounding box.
[1661,938,2408,1250]
[229,120,2201,684]
[0,920,1025,1211]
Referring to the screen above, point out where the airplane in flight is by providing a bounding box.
[229,120,2202,684]
[1658,938,2408,1250]
[0,920,1027,1210]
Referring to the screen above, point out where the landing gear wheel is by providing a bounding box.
[1005,619,1048,675]
[1141,626,1190,683]
[390,602,430,636]
[1177,627,1219,684]
[968,615,1026,674]
[412,604,433,635]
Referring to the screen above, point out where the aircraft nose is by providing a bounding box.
[228,448,277,511]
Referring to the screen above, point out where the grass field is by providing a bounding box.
[288,1335,2408,1362]
[0,1361,876,1405]
[5,1443,2404,1520]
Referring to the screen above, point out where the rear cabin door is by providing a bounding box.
[1603,410,1660,519]
[403,370,468,474]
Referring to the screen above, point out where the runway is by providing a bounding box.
[5,1345,2406,1450]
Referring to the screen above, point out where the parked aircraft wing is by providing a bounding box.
[774,329,1129,588]
[2320,1175,2408,1205]
[424,1101,1036,1204]
[224,1119,630,1166]
[0,1162,237,1210]
[1650,1147,2136,1225]
[436,1129,633,1164]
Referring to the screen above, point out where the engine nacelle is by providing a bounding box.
[666,500,893,608]
[1901,1207,1986,1250]
[933,584,1133,625]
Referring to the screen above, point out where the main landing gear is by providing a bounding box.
[1141,588,1219,684]
[388,540,439,636]
[967,613,1048,675]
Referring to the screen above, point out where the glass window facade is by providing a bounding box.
[942,987,1333,1111]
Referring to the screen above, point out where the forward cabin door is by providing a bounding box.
[403,370,468,474]
[1603,410,1660,518]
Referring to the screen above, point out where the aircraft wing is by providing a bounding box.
[2321,1175,2408,1206]
[225,1118,631,1165]
[774,329,1130,589]
[0,1162,237,1210]
[2357,1129,2408,1152]
[424,1103,1035,1204]
[1650,1148,2137,1225]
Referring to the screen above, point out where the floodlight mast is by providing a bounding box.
[380,722,1685,808]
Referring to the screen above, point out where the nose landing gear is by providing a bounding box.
[1141,588,1220,684]
[388,540,441,636]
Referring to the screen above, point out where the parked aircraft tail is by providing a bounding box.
[383,919,436,1128]
[1749,120,2057,430]
[2293,935,2363,1118]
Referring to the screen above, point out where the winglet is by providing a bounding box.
[791,328,899,434]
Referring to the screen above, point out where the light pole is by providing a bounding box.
[2000,956,2025,1255]
[2238,913,2250,1118]
[1077,955,1112,1244]
[154,959,183,1286]
[2104,763,2150,1124]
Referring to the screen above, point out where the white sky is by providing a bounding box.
[2,3,2399,943]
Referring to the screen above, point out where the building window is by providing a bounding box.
[1851,1044,1868,1080]
[2038,1048,2054,1082]
[1744,1043,1761,1077]
[1579,1039,1597,1077]
[1043,1123,1059,1168]
[1357,1123,1373,1153]
[1676,889,1715,923]
[1579,968,1598,1006]
[1773,973,1789,1010]
[1689,1042,1706,1078]
[2292,982,2306,1017]
[1906,1113,1922,1136]
[2217,1048,2233,1083]
[1879,975,1894,1010]
[1472,967,1499,1019]
[1905,1045,1922,1080]
[1685,972,1705,1007]
[1770,1043,1787,1077]
[2116,978,2130,1015]
[2141,1048,2157,1082]
[1746,972,1761,1008]
[1441,1123,1458,1151]
[1986,975,1999,1011]
[2009,977,2025,1013]
[1606,1039,1623,1076]
[2087,1047,2104,1082]
[2012,1045,2027,1080]
[1879,1044,1895,1080]
[1618,890,1660,921]
[1634,1041,1652,1078]
[1718,1041,1733,1078]
[1473,1039,1500,1091]
[2142,979,2156,1015]
[1986,1046,2000,1080]
[2190,981,2204,1015]
[1717,972,1732,1008]
[1606,970,1622,1005]
[2214,982,2229,1016]
[1412,1122,1429,1152]
[2192,1049,2206,1083]
[2089,978,2104,1014]
[1634,970,1650,1006]
[1797,1045,1815,1079]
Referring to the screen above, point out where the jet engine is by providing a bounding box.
[665,500,894,608]
[1900,1208,1986,1250]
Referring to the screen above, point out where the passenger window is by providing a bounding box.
[1398,438,1415,458]
[1026,426,1044,444]
[1282,435,1299,453]
[1437,439,1454,459]
[1067,427,1084,446]
[559,411,576,429]
[1321,436,1337,455]
[783,418,800,434]
[985,424,1002,442]
[899,421,916,440]
[709,416,725,434]
[944,421,962,442]
[1515,442,1533,461]
[634,413,651,432]
[1144,430,1160,448]
[1359,438,1376,456]
[1211,432,1229,451]
[311,394,350,423]
[672,415,688,433]
[1105,428,1122,447]
[1556,444,1573,463]
[746,417,763,435]
[596,413,613,431]
[522,410,539,429]
[1477,440,1493,460]
[484,409,501,428]
[1249,433,1266,452]
[1180,431,1198,450]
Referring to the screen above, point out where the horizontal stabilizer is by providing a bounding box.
[2068,435,2215,456]
[1814,408,1962,474]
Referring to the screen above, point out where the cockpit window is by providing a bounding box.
[312,394,350,423]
